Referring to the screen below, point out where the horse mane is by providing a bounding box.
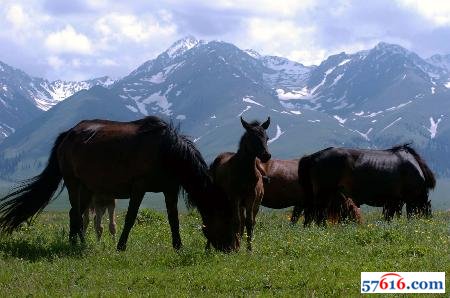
[390,143,436,189]
[388,143,413,152]
[134,116,170,134]
[158,120,212,209]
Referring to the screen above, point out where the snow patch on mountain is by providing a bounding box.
[427,117,442,139]
[381,117,402,132]
[268,125,284,144]
[309,67,336,95]
[331,73,344,86]
[333,115,347,124]
[385,100,412,111]
[244,49,262,59]
[136,92,172,116]
[276,87,311,100]
[338,59,351,66]
[260,55,311,88]
[166,36,200,59]
[243,96,264,107]
[238,105,251,117]
[126,105,138,113]
[141,63,184,84]
[353,128,373,141]
[30,79,114,111]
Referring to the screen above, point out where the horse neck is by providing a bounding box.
[234,146,258,179]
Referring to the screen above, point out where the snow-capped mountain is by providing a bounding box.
[427,54,450,73]
[2,37,450,180]
[0,60,114,139]
[277,42,450,113]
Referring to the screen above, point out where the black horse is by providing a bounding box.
[299,144,435,225]
[0,116,235,251]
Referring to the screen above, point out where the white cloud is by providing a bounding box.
[98,58,119,66]
[193,0,316,17]
[45,25,93,55]
[243,18,323,65]
[5,4,29,29]
[95,12,177,43]
[47,56,65,70]
[398,0,450,26]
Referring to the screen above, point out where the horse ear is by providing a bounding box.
[240,117,251,131]
[261,117,270,130]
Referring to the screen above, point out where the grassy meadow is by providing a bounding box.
[0,209,448,297]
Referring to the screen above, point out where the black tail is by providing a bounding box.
[160,123,212,209]
[399,144,436,189]
[298,154,314,202]
[0,131,68,233]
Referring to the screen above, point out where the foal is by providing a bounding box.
[210,117,271,250]
[82,195,117,241]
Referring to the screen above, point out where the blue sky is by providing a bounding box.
[1,0,450,81]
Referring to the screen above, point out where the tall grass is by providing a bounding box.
[0,210,448,296]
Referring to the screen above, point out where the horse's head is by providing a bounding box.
[199,186,239,252]
[240,116,271,162]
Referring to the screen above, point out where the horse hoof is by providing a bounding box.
[173,242,182,250]
[69,235,78,245]
[117,243,127,251]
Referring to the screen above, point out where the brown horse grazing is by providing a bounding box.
[256,159,305,223]
[298,144,435,225]
[210,117,271,251]
[82,195,117,241]
[0,116,235,251]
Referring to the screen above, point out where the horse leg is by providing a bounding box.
[245,198,261,251]
[290,205,303,224]
[303,206,314,227]
[239,206,245,239]
[66,179,82,245]
[78,184,93,243]
[383,200,397,221]
[94,206,106,241]
[314,190,329,226]
[108,201,117,238]
[163,189,182,250]
[231,198,242,249]
[82,205,90,238]
[117,190,144,251]
[406,203,414,219]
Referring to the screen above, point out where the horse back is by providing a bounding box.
[209,152,236,190]
[259,159,304,209]
[308,147,354,192]
[57,118,167,195]
[352,148,428,202]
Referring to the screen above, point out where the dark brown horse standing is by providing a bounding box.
[299,144,435,224]
[210,117,271,250]
[257,158,305,223]
[0,116,235,251]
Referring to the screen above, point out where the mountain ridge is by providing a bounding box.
[1,37,450,180]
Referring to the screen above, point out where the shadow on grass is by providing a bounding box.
[0,231,88,262]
